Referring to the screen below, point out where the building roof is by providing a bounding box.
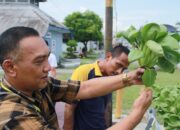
[164,24,177,33]
[0,3,69,36]
[38,0,47,2]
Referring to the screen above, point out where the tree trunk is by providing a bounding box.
[83,42,88,57]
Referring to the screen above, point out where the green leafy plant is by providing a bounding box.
[66,40,77,58]
[152,84,180,130]
[117,23,180,86]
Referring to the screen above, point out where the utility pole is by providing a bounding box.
[105,0,113,127]
[105,0,113,52]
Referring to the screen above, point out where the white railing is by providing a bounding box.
[145,108,163,130]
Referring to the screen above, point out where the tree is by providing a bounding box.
[64,10,103,54]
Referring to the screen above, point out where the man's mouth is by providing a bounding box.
[41,75,48,80]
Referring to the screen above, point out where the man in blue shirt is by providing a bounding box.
[64,45,138,130]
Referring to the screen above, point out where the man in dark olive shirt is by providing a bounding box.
[0,26,152,130]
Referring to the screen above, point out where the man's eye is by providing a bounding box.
[116,63,122,68]
[35,60,44,65]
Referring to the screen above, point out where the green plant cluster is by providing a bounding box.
[117,23,180,86]
[66,40,77,58]
[152,84,180,130]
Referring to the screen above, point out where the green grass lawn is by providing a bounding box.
[56,51,100,81]
[57,51,99,80]
[80,52,99,65]
[57,73,72,80]
[155,69,180,86]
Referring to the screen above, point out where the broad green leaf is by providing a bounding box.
[127,25,136,32]
[159,24,167,32]
[156,25,168,42]
[168,115,180,127]
[160,89,170,97]
[142,68,157,87]
[116,31,132,43]
[122,31,129,39]
[169,106,177,113]
[160,35,180,50]
[177,103,180,110]
[116,31,126,38]
[157,57,175,73]
[128,49,143,63]
[146,40,164,56]
[128,30,139,43]
[140,23,160,42]
[170,33,180,42]
[163,46,180,65]
[126,25,137,37]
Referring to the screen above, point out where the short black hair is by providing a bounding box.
[110,44,130,57]
[0,26,39,65]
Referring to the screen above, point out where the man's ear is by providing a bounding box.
[105,52,112,60]
[2,59,17,77]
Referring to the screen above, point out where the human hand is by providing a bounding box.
[125,68,145,86]
[130,88,152,123]
[133,88,152,112]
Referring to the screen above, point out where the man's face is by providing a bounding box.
[105,52,129,76]
[14,36,51,91]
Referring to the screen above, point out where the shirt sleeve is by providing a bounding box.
[48,78,80,104]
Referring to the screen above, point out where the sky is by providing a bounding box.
[39,0,180,33]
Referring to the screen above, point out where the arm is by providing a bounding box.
[76,68,144,100]
[64,104,77,130]
[107,89,152,130]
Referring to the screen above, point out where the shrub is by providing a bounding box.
[66,40,77,58]
[152,84,180,130]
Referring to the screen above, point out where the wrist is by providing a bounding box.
[127,109,144,128]
[122,73,131,87]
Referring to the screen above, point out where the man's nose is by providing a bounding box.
[44,61,51,72]
[116,68,123,74]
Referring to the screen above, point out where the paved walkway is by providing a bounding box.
[60,58,81,68]
[57,68,74,74]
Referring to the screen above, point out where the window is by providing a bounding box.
[18,0,28,2]
[5,0,15,2]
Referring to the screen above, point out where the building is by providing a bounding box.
[164,24,177,33]
[0,0,70,62]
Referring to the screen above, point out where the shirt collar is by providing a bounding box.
[1,77,36,103]
[94,61,103,77]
